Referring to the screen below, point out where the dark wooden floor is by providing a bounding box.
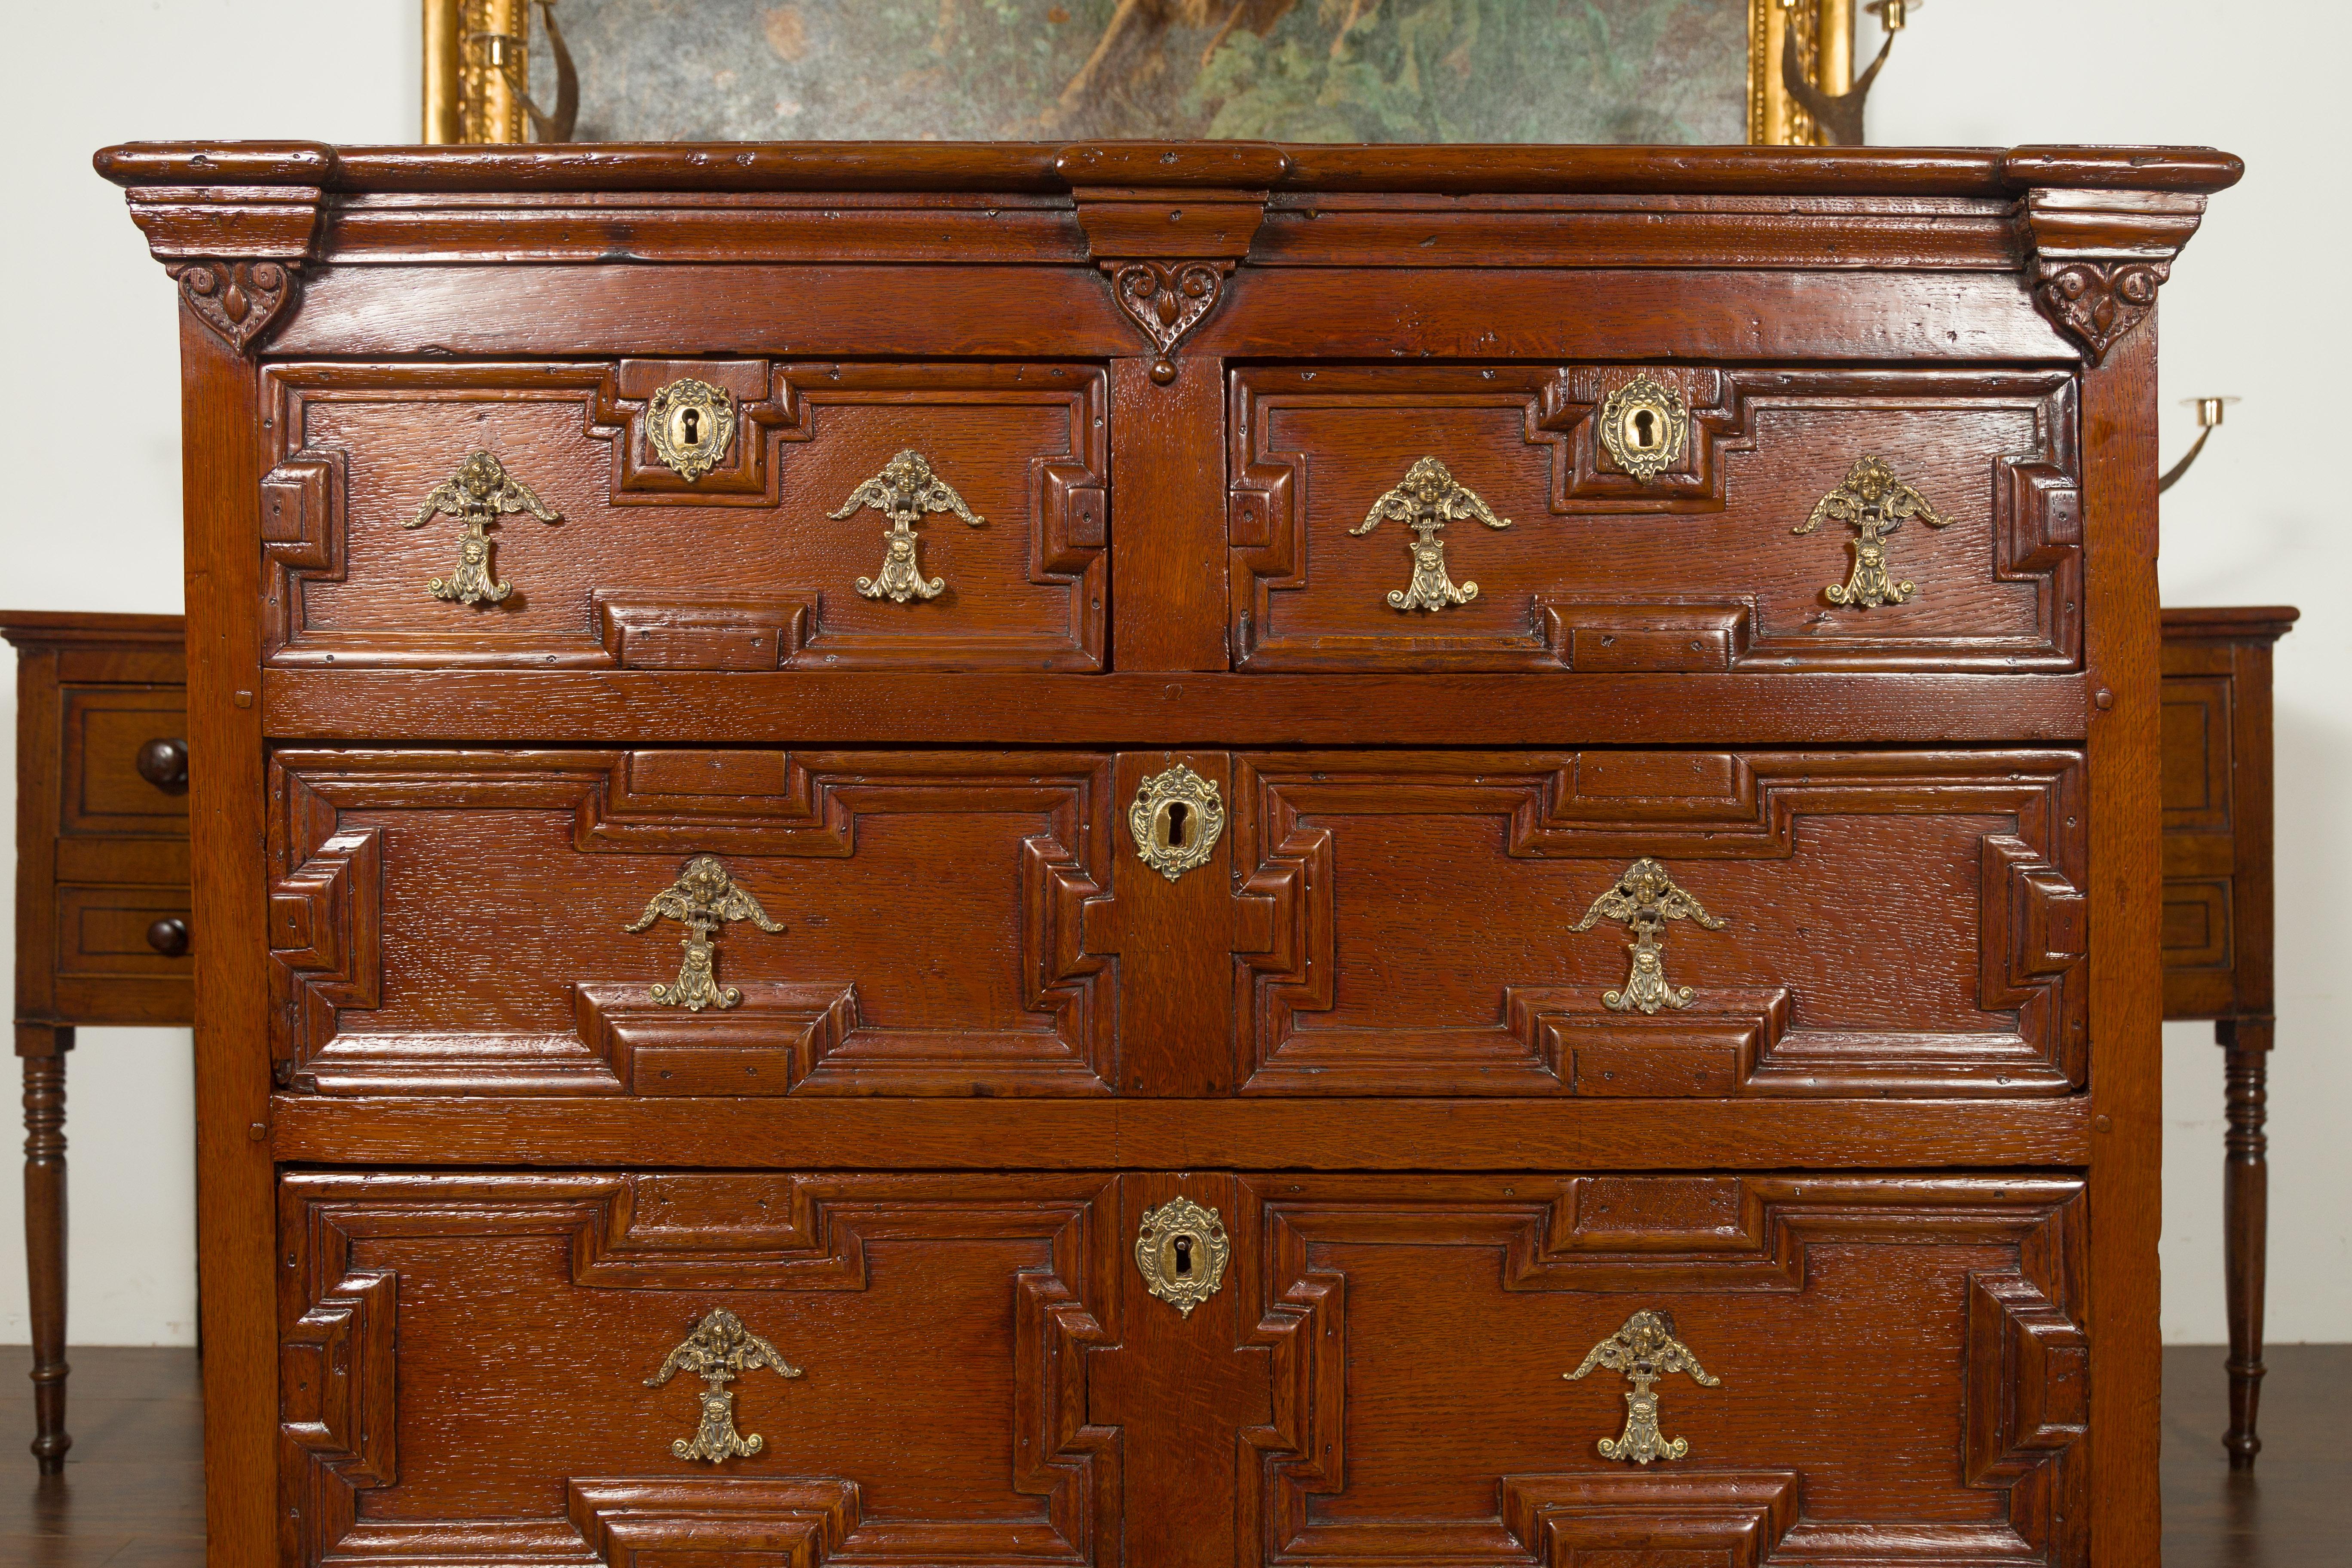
[0,1344,2342,1563]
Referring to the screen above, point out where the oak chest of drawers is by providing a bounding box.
[100,138,2235,1568]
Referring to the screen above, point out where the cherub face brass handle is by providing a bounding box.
[827,449,984,603]
[1351,456,1513,611]
[1571,858,1726,1013]
[624,855,784,1012]
[1565,1309,1720,1464]
[1792,455,1950,608]
[403,450,560,606]
[646,1308,802,1465]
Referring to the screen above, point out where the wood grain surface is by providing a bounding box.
[95,138,2230,1567]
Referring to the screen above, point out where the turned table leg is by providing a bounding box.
[16,1022,72,1473]
[2218,1015,2271,1469]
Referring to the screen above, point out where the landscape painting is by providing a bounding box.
[520,0,1755,145]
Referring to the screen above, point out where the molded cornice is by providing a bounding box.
[109,146,328,354]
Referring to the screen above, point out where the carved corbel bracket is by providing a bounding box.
[126,189,324,354]
[2020,189,2207,367]
[1062,142,1282,386]
[100,144,332,355]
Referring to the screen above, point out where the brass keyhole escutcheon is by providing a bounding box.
[647,376,738,482]
[1598,372,1690,484]
[1135,1197,1230,1317]
[1128,765,1225,883]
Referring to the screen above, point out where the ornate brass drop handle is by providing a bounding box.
[1566,1309,1721,1465]
[647,1308,802,1465]
[403,450,560,606]
[1792,456,1950,609]
[1351,457,1513,611]
[624,855,784,1012]
[1571,858,1726,1014]
[827,450,984,603]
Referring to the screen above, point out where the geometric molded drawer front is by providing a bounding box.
[260,360,1108,671]
[1242,1173,2087,1568]
[267,750,1118,1096]
[1234,750,2089,1097]
[270,746,2091,1102]
[277,1170,2086,1568]
[1228,365,2080,673]
[276,1171,1120,1568]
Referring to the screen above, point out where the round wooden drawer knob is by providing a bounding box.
[136,738,189,790]
[146,917,191,957]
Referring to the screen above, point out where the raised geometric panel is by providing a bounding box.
[277,1172,1118,1568]
[259,360,1107,671]
[1229,367,2079,673]
[266,751,1116,1096]
[1243,1175,2086,1568]
[1234,751,2087,1097]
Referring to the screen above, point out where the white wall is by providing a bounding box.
[0,1,415,1345]
[2,1,2343,1345]
[1863,0,2352,1345]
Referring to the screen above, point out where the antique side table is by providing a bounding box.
[2157,603,2298,1468]
[3,610,190,1471]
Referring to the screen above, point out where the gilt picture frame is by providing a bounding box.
[423,1,1853,148]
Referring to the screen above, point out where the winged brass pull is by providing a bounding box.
[1792,455,1951,609]
[1565,1309,1721,1464]
[646,1308,802,1464]
[1351,457,1513,611]
[827,449,985,603]
[403,450,560,605]
[624,855,784,1012]
[1571,858,1726,1014]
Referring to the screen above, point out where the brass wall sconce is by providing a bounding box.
[1778,0,1917,146]
[2159,397,2237,494]
[423,0,576,144]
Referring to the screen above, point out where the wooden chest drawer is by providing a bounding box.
[260,360,1108,671]
[1235,1171,2086,1568]
[268,749,1123,1096]
[278,1170,1120,1568]
[1228,366,2080,673]
[1234,749,2088,1098]
[271,746,2084,1102]
[278,1170,2085,1568]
